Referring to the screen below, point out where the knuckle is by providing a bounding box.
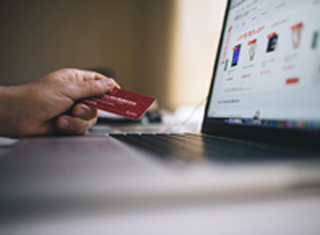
[72,119,88,135]
[88,80,104,93]
[73,69,84,81]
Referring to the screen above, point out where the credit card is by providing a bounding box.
[81,88,156,120]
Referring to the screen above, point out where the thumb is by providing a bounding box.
[67,78,118,101]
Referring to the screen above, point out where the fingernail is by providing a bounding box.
[59,118,69,128]
[76,107,85,116]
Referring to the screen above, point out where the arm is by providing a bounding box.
[0,69,119,138]
[0,86,20,137]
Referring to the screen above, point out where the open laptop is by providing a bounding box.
[1,0,320,221]
[109,0,320,158]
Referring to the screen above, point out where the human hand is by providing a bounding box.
[0,69,119,137]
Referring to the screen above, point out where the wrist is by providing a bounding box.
[0,86,22,137]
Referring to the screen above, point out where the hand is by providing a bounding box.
[0,69,119,137]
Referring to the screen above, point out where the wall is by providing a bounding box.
[0,0,144,92]
[167,0,226,109]
[0,0,226,110]
[135,0,173,107]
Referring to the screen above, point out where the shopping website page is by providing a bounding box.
[208,0,320,130]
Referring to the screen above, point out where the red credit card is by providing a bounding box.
[81,88,156,120]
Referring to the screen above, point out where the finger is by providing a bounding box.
[65,78,118,101]
[76,70,120,88]
[75,69,110,81]
[72,103,99,121]
[73,69,120,86]
[54,115,97,135]
[54,68,108,82]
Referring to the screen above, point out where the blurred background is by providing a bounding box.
[0,0,225,111]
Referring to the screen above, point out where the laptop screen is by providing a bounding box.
[206,0,320,133]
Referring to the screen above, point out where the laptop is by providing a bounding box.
[108,0,320,157]
[1,0,320,221]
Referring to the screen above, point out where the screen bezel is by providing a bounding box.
[201,0,320,146]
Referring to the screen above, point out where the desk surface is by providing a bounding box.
[1,187,320,235]
[1,126,320,235]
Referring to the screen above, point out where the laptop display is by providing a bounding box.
[204,0,320,136]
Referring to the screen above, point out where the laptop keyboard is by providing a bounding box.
[109,133,296,162]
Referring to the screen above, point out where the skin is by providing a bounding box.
[0,68,119,138]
